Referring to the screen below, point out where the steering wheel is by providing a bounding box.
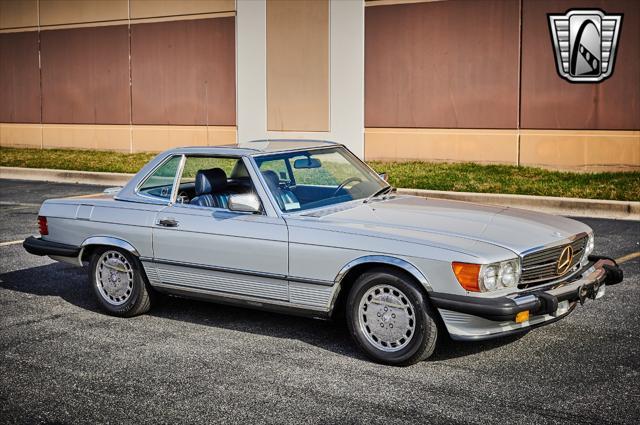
[332,177,363,197]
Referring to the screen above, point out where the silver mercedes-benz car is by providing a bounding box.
[24,140,623,365]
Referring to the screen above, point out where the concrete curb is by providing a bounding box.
[1,166,638,220]
[397,188,639,221]
[0,166,134,186]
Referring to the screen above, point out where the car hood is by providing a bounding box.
[293,195,590,256]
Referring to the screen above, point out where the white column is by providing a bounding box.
[235,0,365,157]
[236,0,267,144]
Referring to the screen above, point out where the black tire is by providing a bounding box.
[89,247,154,317]
[346,268,438,366]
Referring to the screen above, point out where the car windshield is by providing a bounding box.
[254,147,388,212]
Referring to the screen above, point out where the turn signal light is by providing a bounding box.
[37,216,48,235]
[515,311,530,323]
[452,262,481,292]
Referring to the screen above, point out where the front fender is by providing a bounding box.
[327,255,433,314]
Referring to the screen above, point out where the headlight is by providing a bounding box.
[499,261,518,287]
[585,233,595,258]
[481,260,521,291]
[453,259,521,292]
[481,264,499,290]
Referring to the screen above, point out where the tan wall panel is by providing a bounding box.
[0,31,40,123]
[132,125,236,152]
[39,0,128,26]
[0,123,42,148]
[365,128,519,164]
[130,0,235,19]
[207,125,237,147]
[365,0,520,129]
[132,126,206,152]
[520,130,640,171]
[42,124,130,151]
[267,0,329,132]
[521,0,640,130]
[1,123,237,152]
[0,0,38,29]
[365,0,443,6]
[40,25,131,124]
[131,17,236,126]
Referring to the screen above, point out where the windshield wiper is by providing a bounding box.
[363,185,395,204]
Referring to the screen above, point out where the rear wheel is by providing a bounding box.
[89,247,153,317]
[346,268,438,366]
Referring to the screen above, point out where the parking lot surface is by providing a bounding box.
[1,179,638,424]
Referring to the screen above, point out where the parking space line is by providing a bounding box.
[0,240,24,247]
[0,202,41,207]
[616,252,640,264]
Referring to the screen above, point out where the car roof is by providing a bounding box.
[164,139,341,156]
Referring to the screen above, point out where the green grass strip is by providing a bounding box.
[1,147,638,201]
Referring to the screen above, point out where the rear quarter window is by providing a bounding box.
[138,156,181,200]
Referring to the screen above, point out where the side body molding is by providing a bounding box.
[328,255,432,314]
[81,236,141,257]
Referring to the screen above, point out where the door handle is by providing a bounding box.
[157,218,179,227]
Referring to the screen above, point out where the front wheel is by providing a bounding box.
[346,268,438,366]
[89,247,154,317]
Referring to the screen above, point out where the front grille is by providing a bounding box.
[519,235,588,288]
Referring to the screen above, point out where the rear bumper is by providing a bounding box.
[431,256,623,339]
[23,236,80,257]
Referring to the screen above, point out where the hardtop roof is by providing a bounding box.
[165,139,341,156]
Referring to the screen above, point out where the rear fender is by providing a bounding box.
[81,236,140,261]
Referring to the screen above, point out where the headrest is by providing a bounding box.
[230,160,249,178]
[195,168,227,195]
[262,170,280,189]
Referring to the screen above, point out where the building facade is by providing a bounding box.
[0,0,638,171]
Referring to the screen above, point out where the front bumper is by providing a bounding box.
[430,256,623,340]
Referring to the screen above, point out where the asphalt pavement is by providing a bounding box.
[1,179,638,424]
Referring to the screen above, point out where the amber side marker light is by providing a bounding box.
[452,262,481,292]
[515,311,530,324]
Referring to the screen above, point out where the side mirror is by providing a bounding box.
[228,193,262,213]
[378,172,388,182]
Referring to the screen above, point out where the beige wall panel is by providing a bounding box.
[0,0,38,29]
[267,0,329,132]
[42,124,130,151]
[520,130,640,172]
[132,126,236,152]
[132,126,208,152]
[39,0,128,26]
[365,0,442,6]
[130,0,235,19]
[0,123,42,148]
[365,128,519,164]
[207,126,237,147]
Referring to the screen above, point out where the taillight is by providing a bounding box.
[38,216,48,235]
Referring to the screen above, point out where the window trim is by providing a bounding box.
[167,154,269,216]
[134,154,184,205]
[169,154,187,205]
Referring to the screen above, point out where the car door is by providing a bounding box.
[150,156,290,301]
